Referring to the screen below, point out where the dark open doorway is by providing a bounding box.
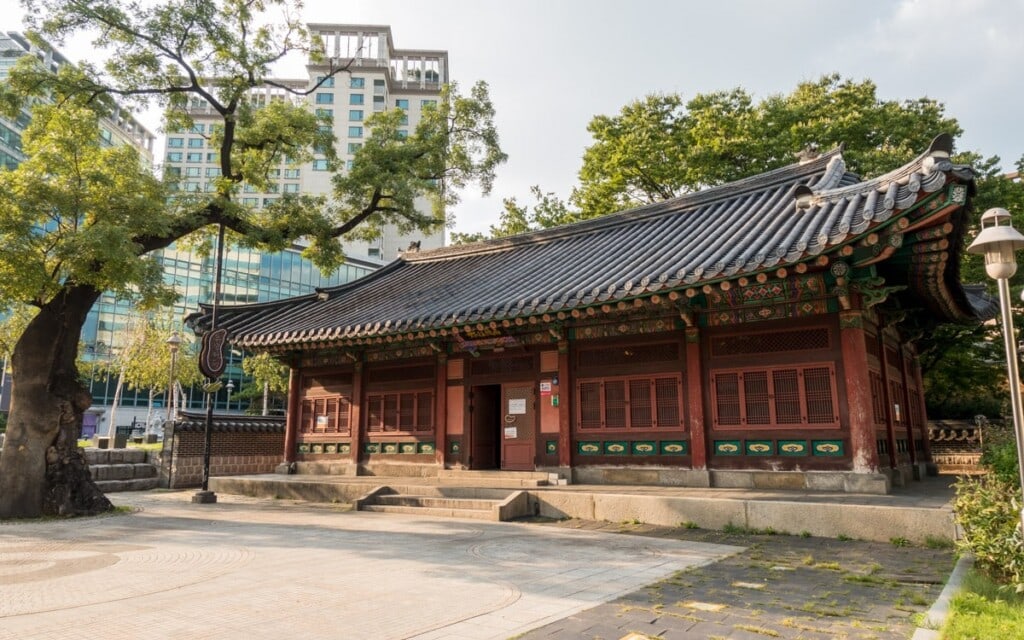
[469,384,501,470]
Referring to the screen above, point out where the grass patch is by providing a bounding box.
[924,535,954,550]
[890,536,910,547]
[941,569,1024,639]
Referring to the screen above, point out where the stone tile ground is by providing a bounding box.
[517,519,954,640]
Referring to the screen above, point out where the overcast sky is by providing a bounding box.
[3,0,1023,236]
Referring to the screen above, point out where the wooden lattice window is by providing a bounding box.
[300,394,352,435]
[869,371,887,425]
[366,390,433,433]
[890,380,905,426]
[711,363,839,429]
[576,374,683,430]
[710,327,830,357]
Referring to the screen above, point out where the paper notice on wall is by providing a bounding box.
[316,415,329,427]
[539,381,552,396]
[508,398,527,414]
[504,426,517,439]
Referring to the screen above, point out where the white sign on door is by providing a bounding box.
[508,398,527,415]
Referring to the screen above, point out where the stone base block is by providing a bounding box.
[191,490,217,504]
[572,466,711,487]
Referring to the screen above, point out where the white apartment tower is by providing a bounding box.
[164,24,449,263]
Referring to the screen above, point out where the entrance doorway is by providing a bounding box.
[470,384,500,469]
[469,382,536,471]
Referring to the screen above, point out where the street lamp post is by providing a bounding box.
[166,332,182,423]
[967,207,1024,534]
[226,379,235,412]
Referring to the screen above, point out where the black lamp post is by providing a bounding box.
[194,223,228,505]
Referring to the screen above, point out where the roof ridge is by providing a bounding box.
[407,148,845,262]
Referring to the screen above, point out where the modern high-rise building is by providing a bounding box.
[162,24,449,263]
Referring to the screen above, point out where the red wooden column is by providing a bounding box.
[349,362,363,467]
[685,327,707,470]
[283,365,301,463]
[840,311,880,473]
[557,339,572,468]
[913,354,937,464]
[894,345,918,466]
[876,329,899,470]
[435,353,448,467]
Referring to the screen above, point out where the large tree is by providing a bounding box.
[0,0,504,518]
[571,74,964,217]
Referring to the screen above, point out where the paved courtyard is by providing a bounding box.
[0,491,740,640]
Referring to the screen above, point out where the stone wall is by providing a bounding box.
[161,412,285,489]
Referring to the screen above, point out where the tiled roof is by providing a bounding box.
[173,411,285,433]
[188,134,988,348]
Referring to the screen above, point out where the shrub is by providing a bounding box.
[979,423,1021,487]
[953,475,1024,593]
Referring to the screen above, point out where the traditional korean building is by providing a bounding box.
[188,134,994,494]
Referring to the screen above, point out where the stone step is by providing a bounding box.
[437,469,553,481]
[94,477,160,493]
[437,476,549,488]
[375,495,500,511]
[360,504,499,521]
[83,448,150,465]
[89,462,158,481]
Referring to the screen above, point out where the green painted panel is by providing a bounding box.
[364,442,380,454]
[297,442,311,454]
[382,442,399,454]
[324,443,337,454]
[338,443,351,455]
[660,441,688,455]
[745,440,774,456]
[419,442,435,454]
[399,442,417,454]
[545,440,557,454]
[714,440,742,456]
[449,440,461,454]
[604,441,629,455]
[578,441,602,455]
[812,440,845,457]
[632,441,657,456]
[777,440,807,456]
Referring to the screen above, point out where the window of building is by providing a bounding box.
[373,78,386,93]
[206,152,219,163]
[312,159,329,171]
[166,152,182,162]
[187,138,203,148]
[577,375,682,430]
[300,396,351,434]
[395,98,409,110]
[710,364,839,429]
[347,142,362,153]
[421,99,437,108]
[315,93,334,104]
[396,130,408,139]
[350,77,364,89]
[373,95,385,111]
[345,159,354,170]
[186,152,202,162]
[315,108,333,120]
[167,137,184,148]
[317,75,336,88]
[164,166,181,177]
[243,184,257,193]
[349,93,364,105]
[263,197,277,207]
[185,167,201,177]
[366,391,433,433]
[283,183,300,193]
[183,181,200,192]
[190,124,205,134]
[205,167,221,177]
[347,126,363,138]
[348,109,363,122]
[284,168,300,179]
[242,197,259,206]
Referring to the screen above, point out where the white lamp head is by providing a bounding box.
[967,208,1024,280]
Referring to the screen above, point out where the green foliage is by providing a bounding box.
[450,185,577,244]
[979,423,1022,487]
[570,74,964,218]
[942,568,1024,638]
[954,475,1024,593]
[0,104,171,309]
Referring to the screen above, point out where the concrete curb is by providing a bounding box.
[911,553,973,639]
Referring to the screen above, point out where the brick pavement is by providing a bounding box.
[516,520,954,639]
[0,491,739,640]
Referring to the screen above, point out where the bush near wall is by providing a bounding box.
[954,427,1024,593]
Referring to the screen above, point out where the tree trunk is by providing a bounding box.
[0,285,112,519]
[107,366,125,438]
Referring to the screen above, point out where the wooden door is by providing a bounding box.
[501,382,535,471]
